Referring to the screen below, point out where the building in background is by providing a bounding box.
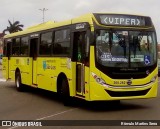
[0,33,4,55]
[0,33,4,65]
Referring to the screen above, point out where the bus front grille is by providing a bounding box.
[105,88,150,97]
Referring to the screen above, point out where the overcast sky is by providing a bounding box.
[0,0,160,41]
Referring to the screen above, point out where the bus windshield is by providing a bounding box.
[96,30,157,68]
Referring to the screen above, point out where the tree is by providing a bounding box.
[3,20,24,34]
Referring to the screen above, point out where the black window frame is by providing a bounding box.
[12,38,20,56]
[3,39,12,57]
[39,31,53,56]
[3,40,7,57]
[20,36,29,56]
[53,28,71,56]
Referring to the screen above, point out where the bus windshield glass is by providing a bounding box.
[96,30,157,68]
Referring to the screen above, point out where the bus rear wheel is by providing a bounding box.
[15,72,25,92]
[60,78,71,106]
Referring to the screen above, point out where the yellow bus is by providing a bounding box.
[2,13,158,105]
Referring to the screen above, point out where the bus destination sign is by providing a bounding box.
[99,15,146,26]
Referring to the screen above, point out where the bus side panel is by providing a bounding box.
[9,57,16,81]
[37,57,56,91]
[20,57,32,85]
[36,57,73,96]
[71,62,76,96]
[59,58,73,96]
[32,59,37,84]
[6,57,32,86]
[84,66,90,100]
[2,57,8,79]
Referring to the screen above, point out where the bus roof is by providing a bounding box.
[4,13,152,39]
[4,13,94,39]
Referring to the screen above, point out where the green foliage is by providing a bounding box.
[3,20,24,34]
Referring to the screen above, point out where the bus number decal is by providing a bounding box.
[114,81,126,85]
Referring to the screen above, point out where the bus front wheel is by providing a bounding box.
[15,72,25,92]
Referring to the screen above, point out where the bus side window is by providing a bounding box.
[21,36,29,56]
[12,38,20,56]
[53,29,70,55]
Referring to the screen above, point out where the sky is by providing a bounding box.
[0,0,160,41]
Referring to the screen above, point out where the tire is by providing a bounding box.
[15,72,25,92]
[60,78,71,106]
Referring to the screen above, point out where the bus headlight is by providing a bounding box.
[91,72,108,87]
[150,75,158,82]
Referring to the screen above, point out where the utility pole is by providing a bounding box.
[39,8,48,23]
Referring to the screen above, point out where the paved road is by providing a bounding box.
[0,69,160,129]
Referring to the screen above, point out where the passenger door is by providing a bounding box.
[30,38,38,85]
[7,42,11,79]
[3,41,11,79]
[73,31,87,96]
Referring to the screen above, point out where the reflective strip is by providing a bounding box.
[106,81,154,89]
